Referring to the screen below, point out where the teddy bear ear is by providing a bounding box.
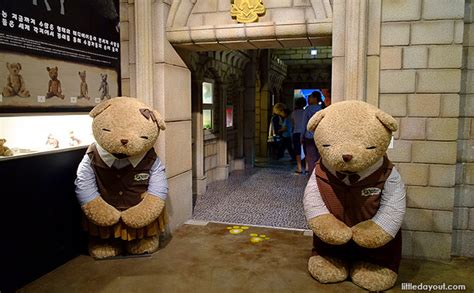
[375,109,398,132]
[307,110,326,132]
[153,110,166,130]
[89,100,113,118]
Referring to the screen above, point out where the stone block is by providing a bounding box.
[412,141,457,164]
[408,94,441,117]
[402,208,433,231]
[426,118,458,141]
[440,94,460,117]
[428,45,463,68]
[121,78,130,97]
[465,163,474,184]
[163,121,192,178]
[271,8,305,24]
[459,94,474,117]
[193,0,218,13]
[458,231,474,257]
[469,208,474,230]
[454,185,474,208]
[416,70,462,93]
[422,0,465,20]
[402,230,414,257]
[366,56,380,106]
[398,163,429,186]
[467,47,474,70]
[381,23,410,46]
[403,46,428,69]
[465,23,474,47]
[264,0,292,8]
[367,0,381,56]
[453,207,469,229]
[458,118,471,140]
[332,57,345,102]
[379,94,407,117]
[406,186,454,210]
[411,21,454,45]
[380,47,402,69]
[382,0,421,21]
[412,231,452,259]
[429,164,456,187]
[394,117,401,139]
[387,140,411,162]
[380,70,416,93]
[120,41,130,78]
[400,118,426,139]
[203,12,233,26]
[454,20,464,44]
[217,0,231,11]
[166,170,193,232]
[432,210,453,233]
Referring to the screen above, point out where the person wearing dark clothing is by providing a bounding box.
[302,91,325,174]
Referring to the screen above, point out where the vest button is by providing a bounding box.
[119,191,123,195]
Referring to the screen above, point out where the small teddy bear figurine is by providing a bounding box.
[98,73,111,100]
[46,66,65,99]
[0,138,13,156]
[78,71,90,100]
[303,100,405,292]
[2,62,30,97]
[75,97,168,259]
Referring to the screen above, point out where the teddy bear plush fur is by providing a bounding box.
[46,66,65,99]
[0,138,13,156]
[303,100,405,291]
[3,62,30,97]
[76,97,167,259]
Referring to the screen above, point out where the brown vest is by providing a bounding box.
[87,143,157,210]
[315,157,393,227]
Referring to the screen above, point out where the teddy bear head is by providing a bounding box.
[307,100,397,173]
[90,97,166,157]
[0,138,6,146]
[79,71,86,81]
[6,63,22,75]
[100,73,108,82]
[47,66,59,80]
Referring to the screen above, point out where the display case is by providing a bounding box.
[0,113,93,160]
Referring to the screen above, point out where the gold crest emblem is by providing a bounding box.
[230,0,266,23]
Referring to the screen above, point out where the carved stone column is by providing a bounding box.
[134,0,154,105]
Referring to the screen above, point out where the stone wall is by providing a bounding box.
[379,0,465,259]
[453,0,474,257]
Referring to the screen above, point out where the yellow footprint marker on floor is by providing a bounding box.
[227,225,249,235]
[249,233,270,243]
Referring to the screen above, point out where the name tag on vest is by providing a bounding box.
[361,187,381,197]
[134,173,150,181]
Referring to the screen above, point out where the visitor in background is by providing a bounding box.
[269,103,286,159]
[321,88,331,107]
[302,91,325,174]
[291,97,307,174]
[280,108,295,161]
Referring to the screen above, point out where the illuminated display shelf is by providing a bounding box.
[0,113,93,160]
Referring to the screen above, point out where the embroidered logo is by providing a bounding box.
[134,173,149,181]
[361,187,381,197]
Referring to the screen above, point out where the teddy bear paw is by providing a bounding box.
[88,238,122,259]
[350,261,397,291]
[308,255,349,283]
[126,235,159,255]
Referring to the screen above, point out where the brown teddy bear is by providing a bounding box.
[46,66,65,99]
[75,97,168,259]
[2,62,30,97]
[0,138,13,156]
[78,71,90,100]
[303,100,406,291]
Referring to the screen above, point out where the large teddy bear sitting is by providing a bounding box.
[303,101,406,291]
[75,97,168,259]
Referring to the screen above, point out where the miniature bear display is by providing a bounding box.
[99,73,111,100]
[75,97,168,259]
[78,71,90,100]
[0,138,13,156]
[46,66,65,99]
[2,62,30,97]
[303,100,406,291]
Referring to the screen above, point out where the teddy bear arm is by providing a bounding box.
[121,193,165,229]
[309,214,352,245]
[351,219,393,248]
[81,196,121,227]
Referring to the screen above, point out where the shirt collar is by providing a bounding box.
[95,143,147,168]
[322,157,384,184]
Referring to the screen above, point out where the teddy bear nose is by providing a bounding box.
[342,154,353,162]
[120,139,129,145]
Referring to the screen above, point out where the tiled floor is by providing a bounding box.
[193,157,309,229]
[20,222,474,293]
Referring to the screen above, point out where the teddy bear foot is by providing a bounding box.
[308,255,349,283]
[350,261,397,291]
[88,237,122,259]
[126,235,159,255]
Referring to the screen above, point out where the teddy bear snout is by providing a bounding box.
[342,154,353,162]
[120,139,129,145]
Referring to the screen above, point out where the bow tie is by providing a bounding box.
[336,171,361,184]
